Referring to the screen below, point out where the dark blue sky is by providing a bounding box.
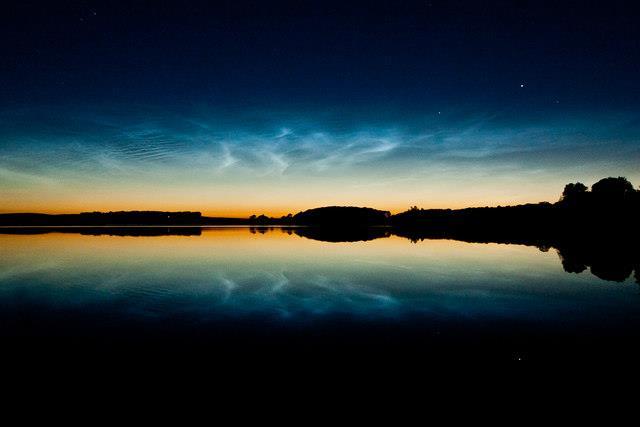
[1,1,639,214]
[3,0,639,109]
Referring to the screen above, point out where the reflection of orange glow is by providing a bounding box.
[1,227,572,311]
[0,227,555,270]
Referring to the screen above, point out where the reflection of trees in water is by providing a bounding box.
[555,241,638,283]
[249,226,280,234]
[2,224,638,284]
[386,176,640,284]
[294,227,640,285]
[293,227,391,242]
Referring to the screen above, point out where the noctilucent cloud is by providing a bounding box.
[1,1,639,216]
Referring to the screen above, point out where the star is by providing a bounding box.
[520,83,525,88]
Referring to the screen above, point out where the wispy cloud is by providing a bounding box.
[1,105,639,211]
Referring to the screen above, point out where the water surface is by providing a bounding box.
[1,227,638,361]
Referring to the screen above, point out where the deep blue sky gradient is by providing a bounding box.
[1,1,639,214]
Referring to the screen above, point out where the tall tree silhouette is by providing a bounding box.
[591,177,635,199]
[561,182,587,201]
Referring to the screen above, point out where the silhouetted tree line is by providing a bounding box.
[0,211,202,226]
[246,207,391,226]
[559,176,639,208]
[2,176,638,232]
[245,177,639,233]
[0,227,202,236]
[391,177,640,237]
[3,176,638,232]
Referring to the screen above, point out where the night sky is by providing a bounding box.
[1,1,639,216]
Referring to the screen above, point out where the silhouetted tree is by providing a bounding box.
[253,214,270,224]
[591,177,634,198]
[561,182,587,202]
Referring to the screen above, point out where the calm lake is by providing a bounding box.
[1,226,639,362]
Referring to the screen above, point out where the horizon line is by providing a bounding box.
[0,200,561,218]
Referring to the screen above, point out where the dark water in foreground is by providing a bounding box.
[1,227,639,363]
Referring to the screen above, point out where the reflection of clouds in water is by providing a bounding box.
[2,230,633,326]
[217,273,401,319]
[303,274,400,316]
[353,259,413,270]
[0,261,561,322]
[14,268,400,320]
[0,260,60,281]
[218,276,238,302]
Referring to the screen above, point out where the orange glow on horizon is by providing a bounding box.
[0,197,553,218]
[0,173,581,218]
